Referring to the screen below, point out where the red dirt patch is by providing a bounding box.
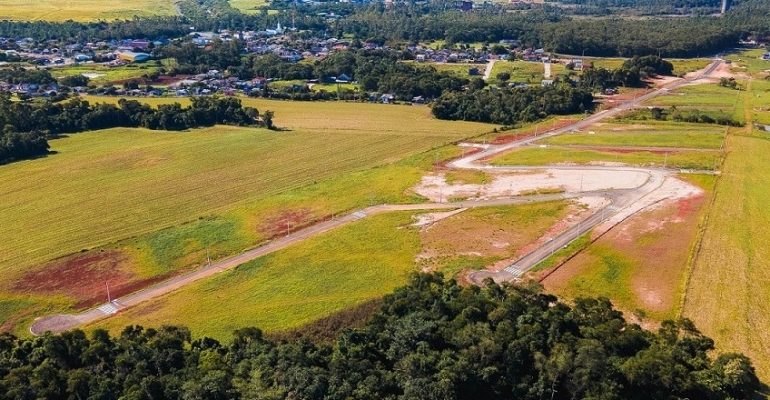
[259,209,315,237]
[12,250,165,310]
[596,147,672,155]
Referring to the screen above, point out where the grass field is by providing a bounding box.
[488,61,545,84]
[0,0,177,21]
[490,146,720,170]
[645,83,741,109]
[90,212,422,341]
[50,63,163,85]
[539,122,726,149]
[0,100,493,335]
[669,59,712,76]
[228,0,269,13]
[682,134,770,382]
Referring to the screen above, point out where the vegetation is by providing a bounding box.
[3,273,759,400]
[431,84,593,124]
[0,95,267,163]
[541,123,727,149]
[0,0,177,22]
[491,147,720,170]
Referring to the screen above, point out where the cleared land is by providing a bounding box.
[0,101,492,335]
[417,201,572,276]
[488,61,546,84]
[50,63,167,85]
[543,175,712,323]
[0,0,177,21]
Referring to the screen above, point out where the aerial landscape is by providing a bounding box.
[0,0,769,397]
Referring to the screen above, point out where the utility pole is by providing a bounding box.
[580,174,584,192]
[664,152,668,168]
[286,221,290,236]
[207,248,211,266]
[106,281,111,303]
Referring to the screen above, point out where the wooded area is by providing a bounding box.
[0,273,758,400]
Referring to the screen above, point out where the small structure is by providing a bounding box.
[118,51,150,63]
[468,67,480,76]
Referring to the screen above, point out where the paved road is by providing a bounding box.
[29,60,722,334]
[483,60,497,80]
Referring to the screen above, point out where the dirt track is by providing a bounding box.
[30,60,723,335]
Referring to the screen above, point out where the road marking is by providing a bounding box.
[352,211,367,220]
[504,265,525,276]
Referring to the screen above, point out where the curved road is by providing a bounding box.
[30,60,722,334]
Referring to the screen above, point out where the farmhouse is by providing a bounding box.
[118,51,150,63]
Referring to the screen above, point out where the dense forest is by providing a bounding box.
[0,273,758,399]
[0,95,268,164]
[431,84,594,125]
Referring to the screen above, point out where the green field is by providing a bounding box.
[539,122,726,149]
[228,0,269,13]
[669,58,712,76]
[91,212,421,340]
[488,60,545,84]
[50,63,164,85]
[0,100,493,334]
[490,146,719,170]
[645,83,741,109]
[0,0,177,21]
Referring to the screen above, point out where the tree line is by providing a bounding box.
[0,94,269,164]
[431,83,594,125]
[0,273,759,399]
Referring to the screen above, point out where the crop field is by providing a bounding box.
[0,101,493,334]
[682,134,770,382]
[0,0,177,21]
[90,212,422,340]
[539,122,726,149]
[544,176,712,323]
[490,146,719,170]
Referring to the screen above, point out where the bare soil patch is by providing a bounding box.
[259,209,315,237]
[12,250,144,309]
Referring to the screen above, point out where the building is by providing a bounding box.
[118,51,150,63]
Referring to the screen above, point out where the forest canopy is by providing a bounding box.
[0,273,758,400]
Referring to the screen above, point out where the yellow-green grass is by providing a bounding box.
[668,58,711,76]
[724,48,770,76]
[491,147,720,170]
[745,79,770,125]
[444,169,491,185]
[683,134,770,382]
[228,0,269,13]
[89,212,421,341]
[584,57,626,70]
[646,83,741,109]
[50,64,162,85]
[539,126,726,149]
[489,60,544,84]
[0,0,177,22]
[420,201,571,277]
[0,110,489,276]
[429,62,485,78]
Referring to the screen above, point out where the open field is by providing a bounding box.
[0,100,493,334]
[0,0,177,21]
[644,83,741,109]
[418,201,572,276]
[539,122,726,149]
[543,177,711,323]
[724,48,770,76]
[488,60,545,84]
[90,212,422,341]
[50,63,164,85]
[683,134,770,382]
[490,146,720,170]
[228,0,269,13]
[669,59,712,76]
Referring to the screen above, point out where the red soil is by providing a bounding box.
[12,250,167,310]
[259,209,315,237]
